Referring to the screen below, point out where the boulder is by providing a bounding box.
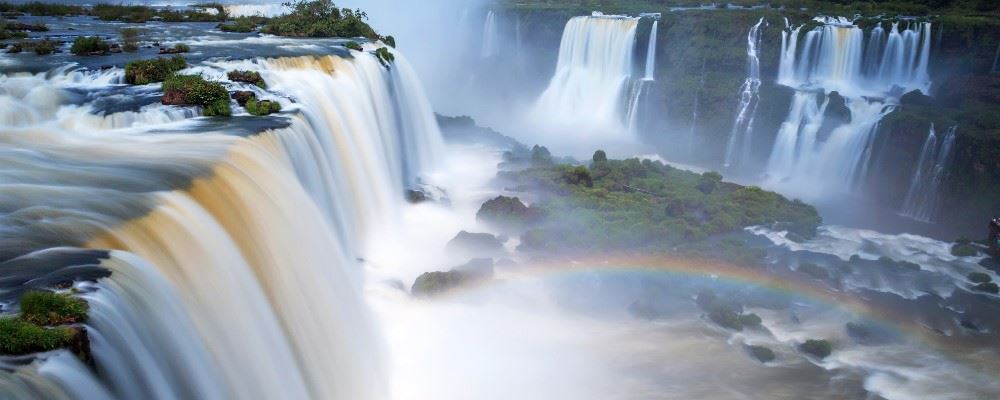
[476,195,540,232]
[445,231,504,257]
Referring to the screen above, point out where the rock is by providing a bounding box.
[972,282,999,294]
[747,345,775,363]
[476,195,540,232]
[445,231,504,257]
[798,339,832,359]
[951,242,979,257]
[411,259,494,297]
[231,90,255,106]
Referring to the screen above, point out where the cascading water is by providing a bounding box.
[0,43,444,400]
[643,20,658,81]
[481,10,499,59]
[900,124,957,222]
[532,12,640,136]
[764,17,933,196]
[723,17,765,169]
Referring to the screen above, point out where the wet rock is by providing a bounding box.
[231,90,255,106]
[476,195,541,232]
[746,345,775,363]
[445,231,504,257]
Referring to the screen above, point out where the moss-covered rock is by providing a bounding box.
[972,282,999,294]
[968,271,992,284]
[70,36,109,55]
[125,56,187,85]
[0,291,90,358]
[246,98,281,116]
[20,291,88,326]
[344,41,362,51]
[952,242,980,257]
[162,74,231,117]
[445,231,504,257]
[227,70,266,88]
[798,339,832,359]
[747,345,775,363]
[476,195,540,232]
[411,259,495,297]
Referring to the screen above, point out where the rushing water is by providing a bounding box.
[723,17,766,170]
[643,20,658,81]
[900,125,958,223]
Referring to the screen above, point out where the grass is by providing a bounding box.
[799,339,832,359]
[120,27,141,52]
[0,290,88,356]
[227,70,266,88]
[246,98,281,116]
[20,291,88,326]
[125,56,187,85]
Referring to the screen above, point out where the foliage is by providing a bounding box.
[70,36,110,55]
[476,195,541,232]
[245,98,282,116]
[344,41,361,51]
[219,16,258,33]
[20,291,88,326]
[173,43,190,53]
[119,27,141,52]
[91,3,225,23]
[162,74,231,117]
[972,282,999,294]
[951,242,980,257]
[0,317,77,355]
[0,2,85,16]
[374,47,394,68]
[125,56,187,85]
[799,339,832,358]
[747,345,775,363]
[381,35,395,47]
[227,70,266,88]
[411,270,469,297]
[506,150,820,253]
[261,0,379,39]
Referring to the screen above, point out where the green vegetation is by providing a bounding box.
[261,0,379,39]
[125,56,187,85]
[245,98,282,116]
[345,41,362,51]
[476,196,541,232]
[968,272,992,283]
[504,150,820,253]
[5,42,20,53]
[973,282,999,294]
[119,27,141,52]
[162,74,231,117]
[799,339,832,359]
[92,3,225,24]
[218,16,259,33]
[951,242,980,257]
[20,291,88,326]
[174,43,190,53]
[0,2,85,16]
[696,290,763,332]
[374,47,394,68]
[0,291,88,356]
[747,345,775,363]
[412,270,469,297]
[227,70,266,88]
[70,36,110,56]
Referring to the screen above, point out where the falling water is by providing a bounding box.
[481,10,499,59]
[532,12,640,135]
[0,44,444,400]
[992,41,1000,73]
[724,17,765,169]
[764,18,933,196]
[900,125,958,222]
[643,20,659,81]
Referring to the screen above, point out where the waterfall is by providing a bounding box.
[764,18,933,197]
[643,20,659,81]
[532,12,640,135]
[724,17,765,169]
[992,41,1000,73]
[900,125,957,222]
[0,44,443,400]
[481,10,499,59]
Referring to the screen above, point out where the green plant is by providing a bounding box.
[173,43,190,53]
[261,0,379,39]
[381,34,395,47]
[218,16,257,32]
[227,70,266,88]
[125,56,187,85]
[344,40,361,51]
[162,74,231,117]
[0,317,77,355]
[374,46,394,68]
[747,345,775,362]
[119,27,140,52]
[70,36,110,55]
[19,291,88,325]
[968,272,992,283]
[245,98,281,116]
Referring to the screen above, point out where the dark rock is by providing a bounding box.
[747,345,775,363]
[476,196,540,232]
[445,231,504,257]
[798,339,832,359]
[232,90,255,106]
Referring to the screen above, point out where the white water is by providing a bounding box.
[764,18,933,197]
[900,125,957,222]
[0,43,444,400]
[643,20,658,81]
[481,10,499,59]
[723,17,765,169]
[532,13,640,137]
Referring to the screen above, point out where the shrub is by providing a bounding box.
[162,74,231,117]
[476,196,539,231]
[747,345,775,363]
[799,339,832,359]
[245,98,281,116]
[20,291,88,325]
[218,16,257,33]
[174,43,190,53]
[530,145,552,165]
[119,27,140,52]
[968,272,992,283]
[70,36,110,55]
[227,70,266,88]
[697,171,723,194]
[125,56,187,85]
[261,0,379,39]
[374,46,394,68]
[381,34,395,47]
[32,40,55,55]
[0,317,77,355]
[91,4,155,23]
[344,40,361,51]
[563,166,593,187]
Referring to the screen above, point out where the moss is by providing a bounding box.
[968,272,992,283]
[747,345,775,363]
[411,270,467,296]
[162,74,231,117]
[972,282,999,294]
[227,70,266,88]
[0,318,78,355]
[799,339,832,359]
[245,98,282,116]
[70,36,109,55]
[125,56,187,85]
[345,41,362,51]
[20,291,88,326]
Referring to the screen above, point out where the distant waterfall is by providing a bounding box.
[481,10,499,59]
[900,125,957,222]
[765,18,933,196]
[643,20,658,80]
[724,17,765,169]
[0,45,443,400]
[532,12,640,135]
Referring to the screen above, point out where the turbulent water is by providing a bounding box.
[761,17,934,198]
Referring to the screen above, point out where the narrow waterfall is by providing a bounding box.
[643,20,659,81]
[481,10,499,59]
[900,125,958,222]
[0,44,443,400]
[992,41,1000,73]
[532,12,640,135]
[724,17,765,169]
[764,18,933,196]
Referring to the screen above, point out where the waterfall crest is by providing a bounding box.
[532,13,640,135]
[900,124,957,222]
[724,17,765,169]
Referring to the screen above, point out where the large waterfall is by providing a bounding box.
[723,17,765,169]
[532,12,640,135]
[764,17,933,196]
[900,124,957,222]
[0,44,443,400]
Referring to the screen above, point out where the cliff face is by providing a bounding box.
[501,4,1000,236]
